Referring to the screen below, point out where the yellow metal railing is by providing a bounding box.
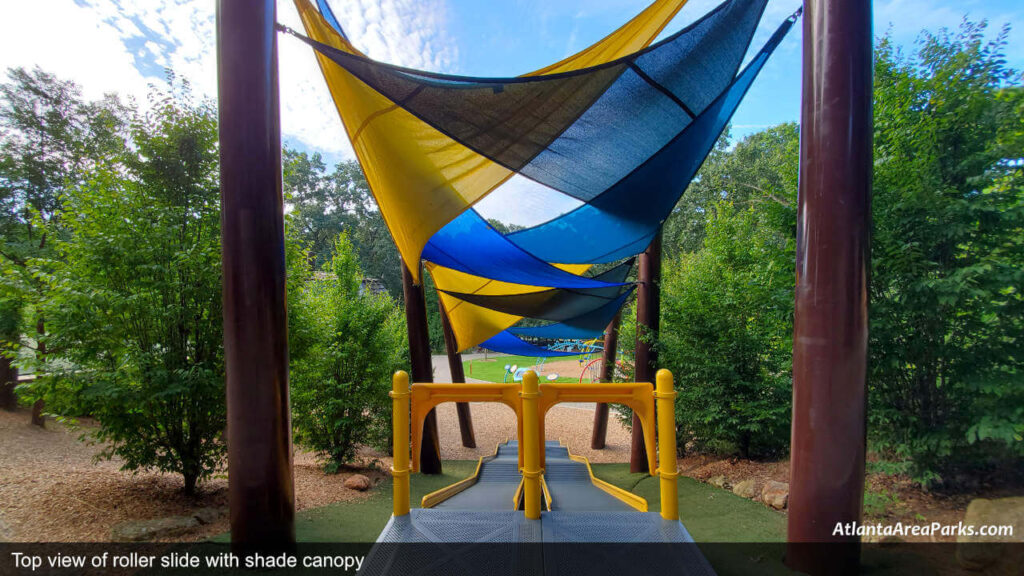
[390,368,679,522]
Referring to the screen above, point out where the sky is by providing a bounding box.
[1,0,1022,223]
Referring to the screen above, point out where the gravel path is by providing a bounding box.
[430,354,634,464]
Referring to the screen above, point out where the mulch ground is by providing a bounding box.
[2,402,1001,544]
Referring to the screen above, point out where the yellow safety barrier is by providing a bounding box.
[409,382,522,473]
[655,369,679,520]
[521,371,543,519]
[391,371,411,516]
[533,382,658,475]
[566,452,649,512]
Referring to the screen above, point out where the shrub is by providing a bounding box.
[289,233,407,472]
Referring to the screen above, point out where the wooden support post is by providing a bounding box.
[439,303,476,448]
[632,231,661,472]
[217,0,295,547]
[402,264,442,474]
[591,313,621,449]
[786,0,872,573]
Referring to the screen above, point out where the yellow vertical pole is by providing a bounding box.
[391,371,411,516]
[655,369,679,521]
[520,370,542,520]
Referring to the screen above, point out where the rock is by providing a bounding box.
[344,474,371,491]
[761,481,789,510]
[192,506,227,525]
[708,475,729,489]
[732,479,758,499]
[111,516,199,541]
[956,496,1024,571]
[0,516,13,540]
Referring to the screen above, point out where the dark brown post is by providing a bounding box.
[786,0,871,573]
[439,303,476,448]
[631,231,662,472]
[402,264,443,474]
[591,313,621,449]
[217,0,295,546]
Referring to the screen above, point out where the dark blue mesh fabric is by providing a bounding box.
[478,331,581,358]
[422,210,625,288]
[508,15,793,263]
[508,289,633,340]
[420,17,793,274]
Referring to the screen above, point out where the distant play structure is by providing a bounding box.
[217,0,872,573]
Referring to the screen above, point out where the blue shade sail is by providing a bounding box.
[508,288,634,340]
[478,331,581,358]
[507,15,795,263]
[422,210,625,289]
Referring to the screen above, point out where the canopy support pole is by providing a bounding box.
[591,312,621,449]
[217,0,295,546]
[402,264,442,474]
[786,0,871,573]
[440,303,476,448]
[631,230,662,472]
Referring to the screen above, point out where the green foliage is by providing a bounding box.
[868,22,1024,484]
[660,204,794,458]
[25,77,225,494]
[0,67,130,378]
[288,232,408,472]
[283,151,403,299]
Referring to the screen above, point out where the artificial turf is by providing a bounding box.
[287,461,786,544]
[463,355,590,383]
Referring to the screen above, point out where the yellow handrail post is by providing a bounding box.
[521,370,542,520]
[655,369,679,521]
[391,371,411,516]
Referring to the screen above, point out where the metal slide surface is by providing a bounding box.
[433,441,631,511]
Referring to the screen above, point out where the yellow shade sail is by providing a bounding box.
[427,262,592,352]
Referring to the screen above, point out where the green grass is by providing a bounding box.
[463,354,593,383]
[590,464,786,543]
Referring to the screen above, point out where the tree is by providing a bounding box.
[288,232,408,471]
[0,67,128,420]
[283,151,403,298]
[30,77,225,493]
[659,204,794,457]
[869,22,1024,484]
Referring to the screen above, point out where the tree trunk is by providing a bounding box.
[0,355,17,411]
[32,317,45,427]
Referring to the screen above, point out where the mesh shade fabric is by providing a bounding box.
[293,0,688,280]
[507,289,635,340]
[421,14,796,275]
[440,260,634,322]
[428,262,592,353]
[478,330,581,358]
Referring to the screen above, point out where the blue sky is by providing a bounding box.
[1,0,1022,215]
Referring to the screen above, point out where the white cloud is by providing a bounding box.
[0,0,459,161]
